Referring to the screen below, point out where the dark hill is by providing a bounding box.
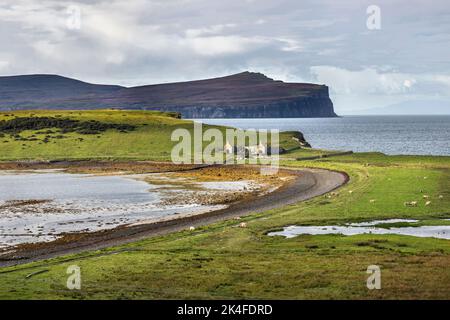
[0,72,336,118]
[0,74,123,109]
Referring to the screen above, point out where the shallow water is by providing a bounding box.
[0,172,158,202]
[0,172,226,248]
[268,219,450,240]
[196,115,450,156]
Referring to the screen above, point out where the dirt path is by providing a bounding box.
[0,167,348,267]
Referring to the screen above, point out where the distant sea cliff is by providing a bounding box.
[0,71,336,118]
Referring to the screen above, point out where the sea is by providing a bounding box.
[194,115,450,156]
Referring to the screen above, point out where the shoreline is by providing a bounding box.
[0,164,275,250]
[0,166,348,267]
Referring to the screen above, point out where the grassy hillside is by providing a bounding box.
[0,110,302,161]
[0,152,449,299]
[0,110,190,161]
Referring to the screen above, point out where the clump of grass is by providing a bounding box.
[0,116,135,135]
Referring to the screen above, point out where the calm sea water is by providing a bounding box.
[0,172,226,247]
[195,116,450,156]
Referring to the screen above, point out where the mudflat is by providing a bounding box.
[0,163,347,267]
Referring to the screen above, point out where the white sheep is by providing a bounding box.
[425,201,431,206]
[189,226,195,231]
[239,222,247,228]
[404,201,418,207]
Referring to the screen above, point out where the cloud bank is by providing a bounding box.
[0,0,449,113]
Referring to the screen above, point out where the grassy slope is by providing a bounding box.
[0,110,201,161]
[0,150,449,299]
[0,110,296,161]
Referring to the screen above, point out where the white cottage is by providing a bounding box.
[224,141,233,154]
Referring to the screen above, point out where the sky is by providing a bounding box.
[0,0,449,114]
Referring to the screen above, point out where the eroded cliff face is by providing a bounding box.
[146,97,335,118]
[163,96,336,118]
[0,71,337,118]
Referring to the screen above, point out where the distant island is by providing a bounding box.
[0,71,336,118]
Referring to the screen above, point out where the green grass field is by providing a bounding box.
[0,110,196,161]
[0,111,449,299]
[0,110,296,161]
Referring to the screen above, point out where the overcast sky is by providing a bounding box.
[0,0,449,113]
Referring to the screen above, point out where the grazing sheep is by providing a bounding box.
[239,222,247,228]
[404,201,418,207]
[423,195,430,199]
[234,216,241,220]
[425,201,431,206]
[348,190,353,194]
[189,226,195,231]
[439,195,444,199]
[369,199,376,203]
